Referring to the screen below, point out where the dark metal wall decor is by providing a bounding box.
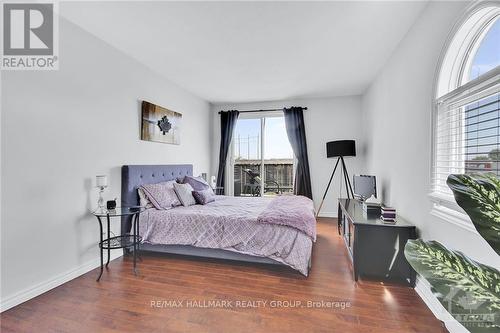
[157,116,172,134]
[141,101,182,145]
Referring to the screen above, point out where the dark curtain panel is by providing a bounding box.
[284,107,313,199]
[216,110,240,192]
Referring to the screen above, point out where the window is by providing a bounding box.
[432,4,500,211]
[464,93,500,175]
[228,113,294,197]
[468,19,500,81]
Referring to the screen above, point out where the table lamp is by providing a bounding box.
[96,175,108,210]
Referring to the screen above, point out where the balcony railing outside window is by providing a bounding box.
[233,159,293,197]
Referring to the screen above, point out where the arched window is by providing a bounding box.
[468,18,500,81]
[432,3,500,211]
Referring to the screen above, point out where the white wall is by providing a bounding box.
[1,17,211,310]
[362,1,500,331]
[212,96,365,216]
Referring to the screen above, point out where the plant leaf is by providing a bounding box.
[405,240,500,332]
[447,174,500,255]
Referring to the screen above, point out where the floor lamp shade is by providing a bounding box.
[326,140,356,158]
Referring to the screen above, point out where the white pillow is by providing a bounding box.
[173,182,196,207]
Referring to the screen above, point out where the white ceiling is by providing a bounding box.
[61,1,428,103]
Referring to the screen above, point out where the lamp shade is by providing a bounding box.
[96,175,108,187]
[326,140,356,158]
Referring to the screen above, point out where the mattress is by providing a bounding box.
[138,196,313,275]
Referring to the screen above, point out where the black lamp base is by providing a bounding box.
[316,156,354,217]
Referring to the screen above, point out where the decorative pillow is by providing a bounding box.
[182,175,214,193]
[137,187,154,209]
[173,182,196,207]
[140,180,181,210]
[192,189,216,205]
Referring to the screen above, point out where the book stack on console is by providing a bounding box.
[381,207,396,223]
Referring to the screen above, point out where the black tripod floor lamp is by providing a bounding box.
[316,140,356,217]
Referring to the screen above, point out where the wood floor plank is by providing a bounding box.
[0,218,447,333]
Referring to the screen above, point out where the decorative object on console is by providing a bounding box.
[96,175,108,210]
[317,140,356,217]
[362,195,381,218]
[141,101,182,145]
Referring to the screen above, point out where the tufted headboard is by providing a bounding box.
[121,164,193,235]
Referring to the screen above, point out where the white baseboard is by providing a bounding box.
[414,276,470,333]
[0,252,122,312]
[317,211,337,218]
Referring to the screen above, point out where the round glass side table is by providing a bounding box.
[92,206,146,281]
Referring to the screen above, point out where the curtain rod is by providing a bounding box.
[218,107,307,114]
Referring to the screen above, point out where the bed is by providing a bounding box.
[121,165,315,276]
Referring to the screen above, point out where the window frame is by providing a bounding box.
[225,111,291,197]
[430,2,500,226]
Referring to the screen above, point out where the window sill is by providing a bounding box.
[428,192,477,233]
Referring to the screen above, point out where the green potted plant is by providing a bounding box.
[404,174,500,332]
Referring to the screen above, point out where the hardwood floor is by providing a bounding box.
[1,218,447,333]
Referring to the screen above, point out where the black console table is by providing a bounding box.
[338,199,416,286]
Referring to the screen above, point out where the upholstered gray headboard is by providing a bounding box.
[121,164,193,234]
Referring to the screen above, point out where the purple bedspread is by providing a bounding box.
[257,195,316,240]
[139,195,313,275]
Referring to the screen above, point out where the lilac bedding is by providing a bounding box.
[257,195,316,240]
[139,195,315,275]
